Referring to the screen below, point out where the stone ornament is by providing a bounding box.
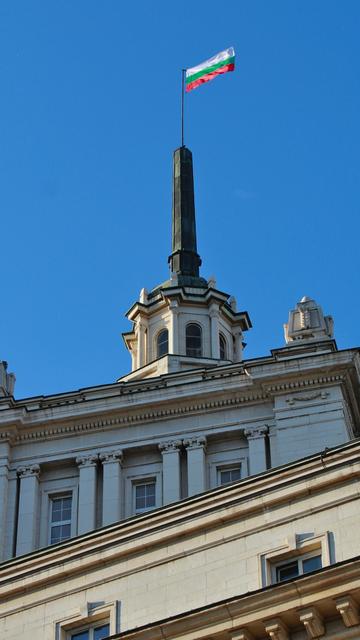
[264,618,289,640]
[244,426,268,439]
[17,464,40,478]
[335,595,360,627]
[158,440,182,453]
[299,606,325,638]
[183,436,206,449]
[230,629,255,640]
[284,296,333,344]
[99,450,124,465]
[76,454,98,467]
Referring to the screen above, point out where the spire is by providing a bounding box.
[168,147,203,284]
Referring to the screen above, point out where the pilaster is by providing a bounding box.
[169,300,179,354]
[76,454,98,535]
[16,463,40,556]
[184,436,207,496]
[159,440,182,504]
[210,304,220,359]
[100,450,124,526]
[244,426,268,475]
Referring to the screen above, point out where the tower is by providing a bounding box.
[121,147,251,381]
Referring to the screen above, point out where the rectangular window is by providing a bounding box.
[275,554,322,583]
[135,481,156,513]
[70,623,110,640]
[50,495,72,544]
[219,466,241,485]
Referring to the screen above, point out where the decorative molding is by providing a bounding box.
[158,440,182,453]
[335,595,360,627]
[244,426,268,439]
[264,618,289,640]
[11,393,268,444]
[17,463,40,478]
[76,454,98,468]
[286,391,329,406]
[183,436,207,450]
[264,374,346,395]
[230,630,255,640]
[299,606,325,638]
[99,450,123,465]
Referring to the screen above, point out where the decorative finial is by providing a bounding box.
[284,296,334,344]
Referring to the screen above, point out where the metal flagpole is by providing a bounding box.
[181,69,185,147]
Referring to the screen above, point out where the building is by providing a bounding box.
[0,147,359,639]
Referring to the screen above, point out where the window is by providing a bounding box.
[157,329,168,358]
[219,333,227,359]
[275,553,322,583]
[219,466,241,485]
[186,323,202,357]
[70,623,110,640]
[50,495,72,544]
[134,480,156,513]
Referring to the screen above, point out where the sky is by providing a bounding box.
[1,1,360,399]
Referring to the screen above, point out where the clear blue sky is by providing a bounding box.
[1,1,359,399]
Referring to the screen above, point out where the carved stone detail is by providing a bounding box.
[17,464,40,478]
[158,440,182,453]
[76,454,98,467]
[99,450,123,465]
[230,629,255,640]
[335,595,360,627]
[286,391,329,406]
[299,606,325,638]
[264,618,289,640]
[244,426,268,439]
[183,436,206,450]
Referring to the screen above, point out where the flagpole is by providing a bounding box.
[181,69,185,147]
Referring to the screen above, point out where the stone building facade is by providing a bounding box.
[0,147,359,639]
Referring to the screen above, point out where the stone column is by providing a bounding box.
[16,464,40,556]
[76,454,98,535]
[100,450,123,526]
[159,440,182,504]
[210,304,220,359]
[232,327,243,362]
[0,441,10,560]
[244,426,268,475]
[169,300,179,354]
[184,437,207,497]
[136,320,147,369]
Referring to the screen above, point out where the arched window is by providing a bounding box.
[157,329,168,358]
[186,323,202,357]
[219,333,227,360]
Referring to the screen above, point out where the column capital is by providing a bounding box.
[159,440,182,454]
[244,426,268,439]
[76,454,98,468]
[17,464,40,479]
[99,450,123,465]
[184,436,206,450]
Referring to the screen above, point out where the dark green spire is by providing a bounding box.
[168,147,203,283]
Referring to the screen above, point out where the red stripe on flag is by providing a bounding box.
[186,63,235,92]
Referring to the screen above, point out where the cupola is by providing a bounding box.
[120,147,251,382]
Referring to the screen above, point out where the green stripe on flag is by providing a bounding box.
[186,56,235,84]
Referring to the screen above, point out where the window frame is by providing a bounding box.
[132,478,157,514]
[56,600,120,640]
[273,550,322,583]
[68,621,110,640]
[219,333,227,360]
[217,464,241,486]
[49,493,73,546]
[260,531,331,587]
[185,322,203,357]
[156,328,169,358]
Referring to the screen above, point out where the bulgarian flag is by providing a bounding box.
[185,47,235,92]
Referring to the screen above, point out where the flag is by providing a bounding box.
[185,47,235,93]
